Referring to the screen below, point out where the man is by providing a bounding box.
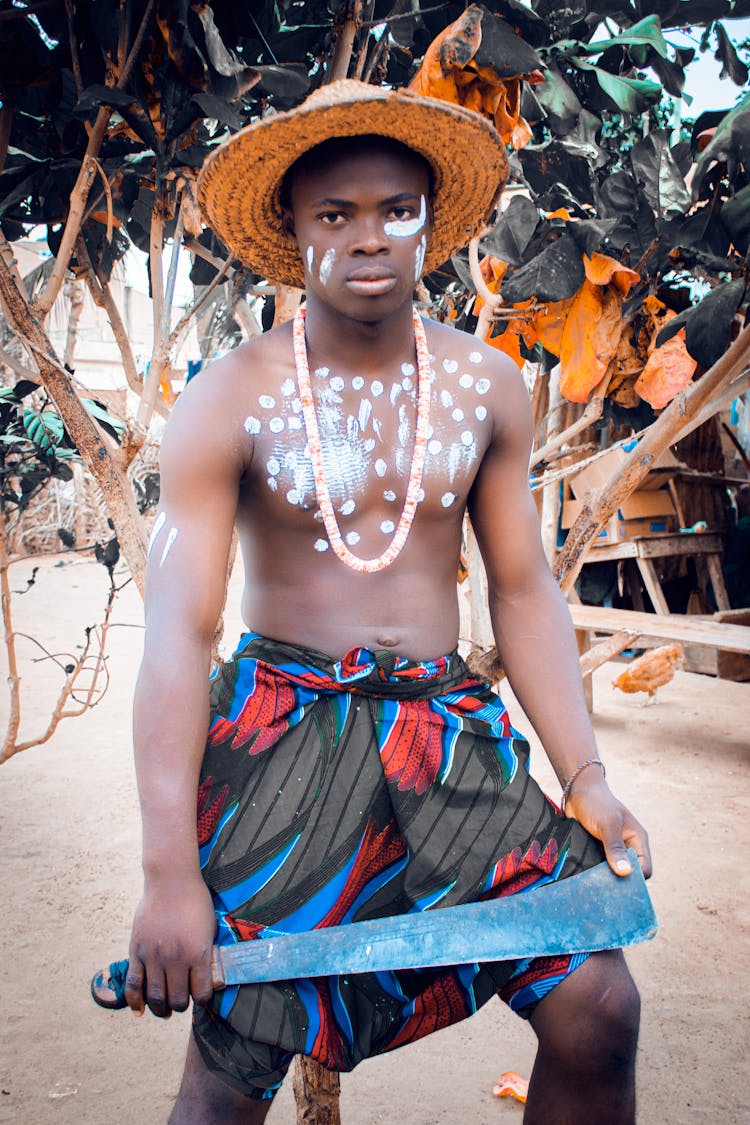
[123,81,651,1123]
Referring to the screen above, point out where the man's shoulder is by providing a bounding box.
[423,318,522,383]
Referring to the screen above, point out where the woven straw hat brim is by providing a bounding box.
[197,82,509,288]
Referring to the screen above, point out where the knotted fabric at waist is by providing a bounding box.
[231,632,480,700]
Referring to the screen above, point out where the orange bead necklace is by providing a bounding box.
[293,306,432,573]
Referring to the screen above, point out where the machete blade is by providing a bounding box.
[213,852,657,988]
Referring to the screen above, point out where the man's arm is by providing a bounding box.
[467,356,651,878]
[125,362,247,1018]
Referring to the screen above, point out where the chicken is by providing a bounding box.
[612,643,684,701]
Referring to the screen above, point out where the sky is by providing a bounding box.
[670,19,750,115]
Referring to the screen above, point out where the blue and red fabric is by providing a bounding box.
[192,633,604,1099]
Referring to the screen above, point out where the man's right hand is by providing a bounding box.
[125,874,217,1018]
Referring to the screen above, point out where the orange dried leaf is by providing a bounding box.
[410,8,534,149]
[634,328,697,409]
[531,296,574,357]
[559,280,624,402]
[487,316,536,366]
[493,1071,529,1104]
[584,253,640,296]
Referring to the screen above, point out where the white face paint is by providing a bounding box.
[159,526,179,567]
[147,511,167,557]
[414,233,427,282]
[319,248,335,285]
[306,245,314,273]
[384,194,427,238]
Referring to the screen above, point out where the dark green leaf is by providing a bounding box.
[82,398,125,441]
[500,234,584,303]
[714,22,749,85]
[567,218,619,256]
[534,62,582,135]
[191,93,242,130]
[720,185,750,256]
[254,64,310,100]
[585,15,670,60]
[473,5,542,77]
[655,280,746,369]
[630,130,690,216]
[481,195,539,266]
[571,57,662,115]
[693,92,750,197]
[22,409,64,451]
[519,140,596,205]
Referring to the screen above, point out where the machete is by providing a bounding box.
[91,852,656,1009]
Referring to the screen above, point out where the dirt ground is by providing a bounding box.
[1,555,748,1124]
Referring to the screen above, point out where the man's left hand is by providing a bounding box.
[565,773,652,879]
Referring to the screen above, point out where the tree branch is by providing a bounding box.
[33,0,156,318]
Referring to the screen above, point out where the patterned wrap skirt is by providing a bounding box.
[192,633,605,1098]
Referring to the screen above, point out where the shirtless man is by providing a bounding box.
[124,82,651,1123]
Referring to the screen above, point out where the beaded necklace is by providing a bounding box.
[292,306,432,574]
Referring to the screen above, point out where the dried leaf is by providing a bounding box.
[409,4,536,148]
[634,329,697,409]
[583,253,640,295]
[559,280,624,402]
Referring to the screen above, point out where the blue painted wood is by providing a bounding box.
[212,851,657,988]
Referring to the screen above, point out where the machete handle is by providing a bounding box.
[90,952,228,1012]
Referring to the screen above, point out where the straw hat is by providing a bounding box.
[197,80,509,288]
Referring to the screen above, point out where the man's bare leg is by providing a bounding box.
[169,1035,274,1125]
[525,950,640,1125]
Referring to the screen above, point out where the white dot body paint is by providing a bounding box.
[147,511,167,557]
[461,430,474,446]
[443,359,458,374]
[340,499,356,516]
[267,477,278,491]
[288,416,302,430]
[259,394,276,410]
[384,489,397,501]
[476,378,491,395]
[244,416,261,435]
[384,194,427,238]
[281,378,295,397]
[452,408,464,422]
[428,439,442,455]
[352,376,365,391]
[315,367,329,380]
[306,246,314,273]
[440,390,453,409]
[330,376,345,393]
[287,489,300,505]
[314,538,328,552]
[375,459,387,477]
[267,457,281,476]
[346,531,360,545]
[459,373,473,389]
[269,417,284,433]
[159,526,179,567]
[371,381,383,397]
[401,363,415,378]
[469,351,483,365]
[380,520,395,534]
[475,405,488,421]
[441,492,456,508]
[319,248,335,286]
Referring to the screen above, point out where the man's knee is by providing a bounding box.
[531,952,640,1075]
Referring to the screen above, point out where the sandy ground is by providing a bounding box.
[1,555,749,1124]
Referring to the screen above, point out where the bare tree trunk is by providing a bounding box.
[0,262,148,594]
[292,1057,341,1125]
[539,364,562,564]
[63,277,85,368]
[0,507,21,758]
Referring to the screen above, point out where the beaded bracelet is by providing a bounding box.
[560,758,606,815]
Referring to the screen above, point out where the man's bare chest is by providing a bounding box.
[240,348,495,541]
